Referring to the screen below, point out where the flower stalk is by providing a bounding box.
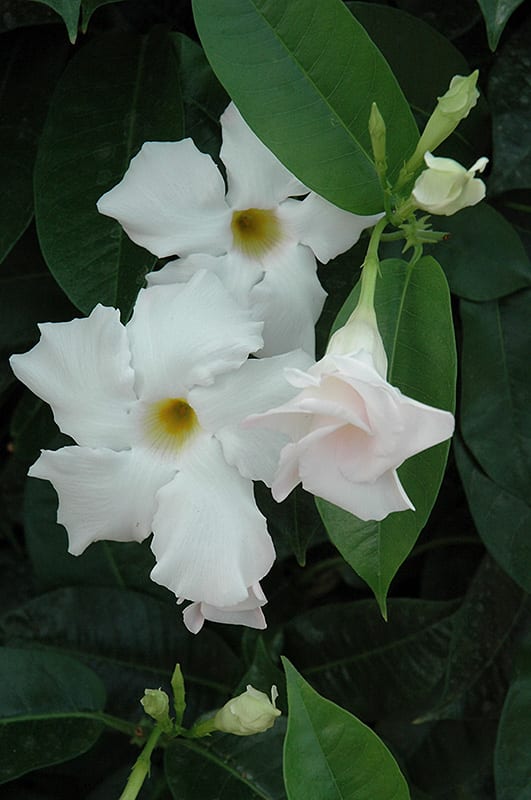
[118,725,164,800]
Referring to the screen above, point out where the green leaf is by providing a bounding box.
[0,646,105,783]
[165,722,286,799]
[283,599,458,720]
[282,658,410,800]
[317,257,456,614]
[172,32,228,158]
[476,0,526,50]
[192,0,418,214]
[455,437,531,593]
[431,203,531,300]
[0,587,241,721]
[34,28,184,319]
[495,645,531,800]
[488,14,531,195]
[0,28,67,264]
[81,0,126,32]
[348,2,489,161]
[459,290,531,501]
[28,0,81,42]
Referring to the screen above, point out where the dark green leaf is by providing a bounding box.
[455,437,531,593]
[28,0,80,42]
[495,643,531,800]
[433,203,531,300]
[318,257,456,613]
[0,28,67,264]
[488,13,531,195]
[0,647,105,783]
[165,722,286,799]
[282,659,410,800]
[283,599,458,720]
[395,0,482,40]
[476,0,526,50]
[192,0,418,214]
[172,32,228,158]
[459,290,531,501]
[0,587,241,721]
[81,0,126,31]
[236,637,286,711]
[34,28,184,319]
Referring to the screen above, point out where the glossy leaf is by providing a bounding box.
[495,646,531,800]
[476,0,526,50]
[0,29,67,264]
[488,14,531,195]
[283,599,458,720]
[455,437,531,593]
[29,0,81,42]
[192,0,418,214]
[459,290,531,501]
[0,587,240,721]
[317,257,456,614]
[283,659,410,800]
[34,28,183,319]
[165,722,286,799]
[0,647,105,783]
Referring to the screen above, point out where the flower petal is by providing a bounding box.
[221,103,308,208]
[97,140,232,258]
[150,436,275,606]
[10,305,137,449]
[250,244,326,357]
[126,271,263,400]
[279,192,384,263]
[191,350,313,485]
[182,584,267,634]
[28,446,176,555]
[147,254,264,312]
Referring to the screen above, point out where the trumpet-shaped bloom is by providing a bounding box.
[97,102,382,357]
[247,311,454,521]
[412,152,488,216]
[10,271,312,632]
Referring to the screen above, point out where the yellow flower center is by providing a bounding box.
[146,398,200,454]
[231,208,282,258]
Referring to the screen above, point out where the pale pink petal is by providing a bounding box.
[191,350,313,485]
[147,253,264,313]
[126,271,263,400]
[279,192,384,263]
[10,306,137,450]
[150,437,275,607]
[182,583,268,633]
[97,140,232,258]
[221,103,308,209]
[250,244,326,357]
[28,446,176,555]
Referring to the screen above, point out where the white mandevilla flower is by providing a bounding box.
[10,271,312,632]
[97,102,382,358]
[246,306,455,521]
[412,152,488,216]
[214,685,281,736]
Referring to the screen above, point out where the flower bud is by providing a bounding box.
[411,152,488,216]
[140,688,172,732]
[327,304,388,378]
[213,685,281,736]
[369,102,387,180]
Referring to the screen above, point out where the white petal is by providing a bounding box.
[147,254,264,312]
[182,584,267,634]
[10,306,137,449]
[250,244,326,357]
[221,102,308,209]
[29,446,176,555]
[150,437,275,606]
[191,350,313,485]
[126,271,263,400]
[279,192,384,263]
[97,140,232,258]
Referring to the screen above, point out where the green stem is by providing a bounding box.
[357,217,388,312]
[119,725,164,800]
[184,716,218,738]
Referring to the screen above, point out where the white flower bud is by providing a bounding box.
[327,304,388,378]
[140,688,172,731]
[213,685,281,736]
[412,152,488,216]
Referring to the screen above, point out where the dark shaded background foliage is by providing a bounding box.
[0,0,530,797]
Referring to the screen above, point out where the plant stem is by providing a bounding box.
[357,217,388,312]
[118,725,164,800]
